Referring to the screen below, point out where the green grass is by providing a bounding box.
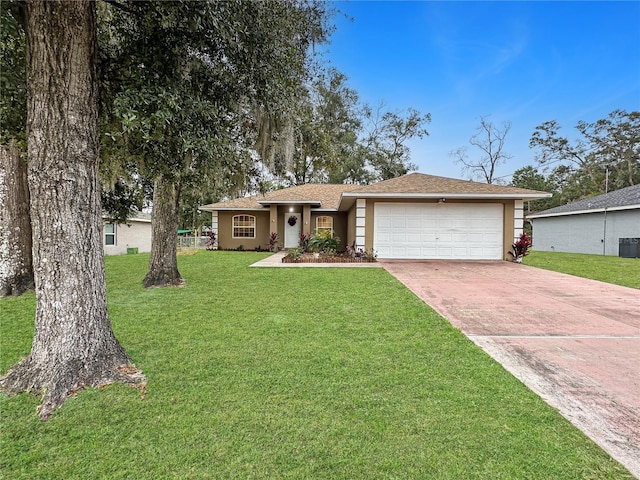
[1,252,633,479]
[524,250,640,289]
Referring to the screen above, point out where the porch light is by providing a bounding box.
[289,207,294,212]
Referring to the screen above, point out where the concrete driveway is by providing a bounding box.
[380,260,640,478]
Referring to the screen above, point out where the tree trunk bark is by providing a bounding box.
[143,175,183,288]
[0,0,145,420]
[0,141,34,297]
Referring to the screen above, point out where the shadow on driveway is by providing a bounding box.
[381,260,640,478]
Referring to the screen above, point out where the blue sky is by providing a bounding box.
[322,1,640,182]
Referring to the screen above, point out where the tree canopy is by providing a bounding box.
[510,165,557,212]
[529,110,639,202]
[98,0,333,286]
[0,5,26,145]
[265,68,431,187]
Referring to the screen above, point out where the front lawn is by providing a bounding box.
[524,250,640,289]
[0,252,633,479]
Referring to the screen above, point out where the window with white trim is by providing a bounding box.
[104,223,116,245]
[316,216,333,235]
[232,215,256,238]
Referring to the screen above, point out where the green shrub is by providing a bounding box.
[284,247,302,259]
[308,231,339,253]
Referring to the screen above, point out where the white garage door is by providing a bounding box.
[374,203,503,260]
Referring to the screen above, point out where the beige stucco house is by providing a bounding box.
[102,214,152,255]
[199,173,550,260]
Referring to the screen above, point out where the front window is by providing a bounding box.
[105,223,116,245]
[233,215,256,238]
[316,216,333,235]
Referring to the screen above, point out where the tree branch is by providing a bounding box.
[100,0,137,16]
[7,0,26,31]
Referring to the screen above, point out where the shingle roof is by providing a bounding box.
[529,184,640,218]
[199,183,360,211]
[199,172,550,212]
[256,183,361,209]
[352,172,549,196]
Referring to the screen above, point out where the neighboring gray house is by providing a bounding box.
[529,184,640,257]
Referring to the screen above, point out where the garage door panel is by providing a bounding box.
[405,204,423,215]
[377,232,392,243]
[406,217,422,228]
[376,205,395,216]
[464,232,482,242]
[374,203,503,260]
[377,218,392,230]
[479,248,502,260]
[422,233,437,242]
[451,246,469,256]
[420,218,433,227]
[390,217,406,229]
[452,218,468,229]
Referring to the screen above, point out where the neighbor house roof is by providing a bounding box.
[199,172,550,212]
[529,184,640,219]
[102,212,152,223]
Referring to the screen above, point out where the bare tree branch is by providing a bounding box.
[450,116,512,184]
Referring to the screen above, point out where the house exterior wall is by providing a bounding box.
[213,208,352,251]
[346,204,356,248]
[217,210,271,250]
[361,198,518,260]
[531,209,640,256]
[302,206,312,236]
[310,212,348,250]
[103,220,152,255]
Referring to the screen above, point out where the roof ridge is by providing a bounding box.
[531,183,640,217]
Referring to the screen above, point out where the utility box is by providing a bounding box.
[126,247,139,255]
[618,238,640,258]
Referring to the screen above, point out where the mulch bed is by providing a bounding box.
[282,253,377,264]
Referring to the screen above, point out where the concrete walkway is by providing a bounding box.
[380,260,640,478]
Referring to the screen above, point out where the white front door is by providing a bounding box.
[284,213,301,248]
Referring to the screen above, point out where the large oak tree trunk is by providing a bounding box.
[0,141,34,297]
[0,0,145,420]
[143,175,183,288]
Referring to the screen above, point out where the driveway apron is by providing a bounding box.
[381,260,640,478]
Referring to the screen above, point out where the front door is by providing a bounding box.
[284,213,301,248]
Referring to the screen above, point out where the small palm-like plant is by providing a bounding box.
[509,232,531,263]
[299,232,312,252]
[205,231,217,251]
